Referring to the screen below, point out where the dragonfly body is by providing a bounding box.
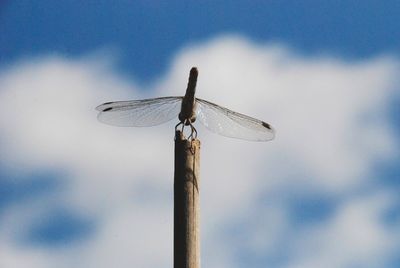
[96,67,275,141]
[179,68,198,125]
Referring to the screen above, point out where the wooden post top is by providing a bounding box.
[175,130,201,147]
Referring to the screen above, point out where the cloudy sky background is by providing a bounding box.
[1,1,400,267]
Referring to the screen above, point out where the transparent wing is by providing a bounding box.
[96,96,182,127]
[196,98,275,141]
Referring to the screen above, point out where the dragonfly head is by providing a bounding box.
[179,114,196,125]
[185,117,196,125]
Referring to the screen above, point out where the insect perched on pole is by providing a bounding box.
[96,67,275,141]
[96,67,275,268]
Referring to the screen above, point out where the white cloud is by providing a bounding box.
[287,192,399,268]
[0,36,398,267]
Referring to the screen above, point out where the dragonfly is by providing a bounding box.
[96,67,275,141]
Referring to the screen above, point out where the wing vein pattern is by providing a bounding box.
[196,98,275,141]
[96,96,182,127]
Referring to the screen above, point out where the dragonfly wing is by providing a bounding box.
[196,98,275,141]
[96,96,182,127]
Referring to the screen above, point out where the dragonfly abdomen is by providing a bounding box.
[179,67,198,125]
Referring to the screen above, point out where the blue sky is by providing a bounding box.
[0,1,399,267]
[2,1,400,80]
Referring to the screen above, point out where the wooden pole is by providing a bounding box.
[174,130,201,268]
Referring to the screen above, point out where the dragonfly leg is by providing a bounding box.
[176,119,197,140]
[188,121,197,140]
[175,121,183,132]
[175,120,187,135]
